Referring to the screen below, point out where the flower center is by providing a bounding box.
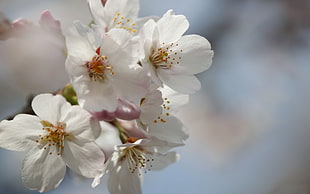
[35,120,67,156]
[113,13,137,33]
[149,42,182,69]
[120,145,154,174]
[85,47,114,81]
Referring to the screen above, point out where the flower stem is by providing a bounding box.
[112,119,129,143]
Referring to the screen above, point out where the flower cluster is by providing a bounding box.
[0,0,213,193]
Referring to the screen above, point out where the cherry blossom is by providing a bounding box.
[92,138,179,194]
[139,9,214,94]
[88,0,153,34]
[0,94,105,192]
[0,1,215,193]
[138,85,189,144]
[65,22,149,112]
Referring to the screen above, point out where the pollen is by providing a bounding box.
[153,97,172,124]
[150,42,182,69]
[112,13,137,33]
[85,47,114,81]
[36,120,67,156]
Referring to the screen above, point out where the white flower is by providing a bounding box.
[0,94,105,192]
[65,21,149,112]
[139,9,214,94]
[138,86,189,144]
[92,138,179,194]
[88,0,153,34]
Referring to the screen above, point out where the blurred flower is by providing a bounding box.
[0,12,12,40]
[0,10,69,95]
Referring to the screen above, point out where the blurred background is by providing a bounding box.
[0,0,310,193]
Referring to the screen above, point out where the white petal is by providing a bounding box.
[158,70,201,94]
[140,90,163,125]
[106,28,132,49]
[75,80,119,112]
[74,21,100,49]
[88,0,107,27]
[142,137,182,153]
[160,85,189,113]
[141,56,163,87]
[135,16,159,34]
[0,114,41,151]
[175,34,214,74]
[105,0,139,26]
[113,67,149,104]
[62,139,105,178]
[150,151,179,170]
[101,32,137,73]
[96,121,122,159]
[107,154,142,194]
[22,147,66,192]
[65,55,89,80]
[60,105,97,140]
[148,116,189,144]
[31,94,70,124]
[139,19,157,47]
[65,21,96,61]
[98,33,149,103]
[157,10,189,44]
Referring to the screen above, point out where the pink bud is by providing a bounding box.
[39,10,61,34]
[117,120,147,139]
[12,18,30,30]
[101,0,107,6]
[92,99,141,121]
[93,110,116,121]
[115,99,141,120]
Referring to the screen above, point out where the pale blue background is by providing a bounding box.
[0,0,310,194]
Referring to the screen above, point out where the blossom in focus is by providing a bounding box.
[0,10,68,95]
[65,22,149,112]
[92,138,179,194]
[0,94,105,192]
[139,9,214,94]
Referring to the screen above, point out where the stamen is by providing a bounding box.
[153,97,171,124]
[150,42,182,69]
[121,146,154,174]
[36,120,67,156]
[112,13,137,33]
[85,47,114,81]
